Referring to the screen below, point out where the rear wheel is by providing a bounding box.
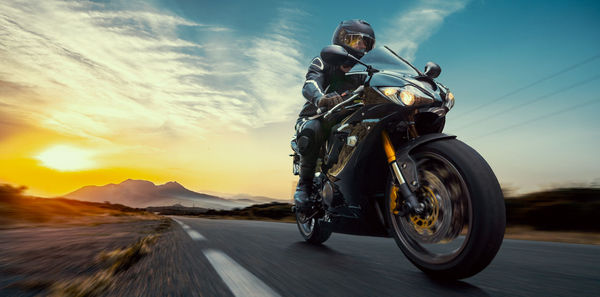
[296,212,332,244]
[386,138,505,279]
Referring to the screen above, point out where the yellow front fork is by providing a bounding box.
[381,130,406,184]
[382,130,423,215]
[382,131,400,215]
[381,130,396,163]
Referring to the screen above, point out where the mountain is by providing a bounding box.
[63,179,256,209]
[230,193,290,204]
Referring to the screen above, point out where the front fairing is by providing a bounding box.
[348,46,448,107]
[370,72,445,106]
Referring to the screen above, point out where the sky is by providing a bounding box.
[0,0,599,200]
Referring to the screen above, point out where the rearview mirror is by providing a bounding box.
[424,62,441,78]
[320,45,349,66]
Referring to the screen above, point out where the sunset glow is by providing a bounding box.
[34,145,96,172]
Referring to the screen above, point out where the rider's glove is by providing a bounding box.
[317,92,343,109]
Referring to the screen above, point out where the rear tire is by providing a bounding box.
[386,138,505,279]
[296,213,332,244]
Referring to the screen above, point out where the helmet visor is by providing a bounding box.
[343,33,375,53]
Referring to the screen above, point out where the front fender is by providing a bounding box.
[395,133,457,191]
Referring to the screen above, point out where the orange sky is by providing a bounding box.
[0,120,297,199]
[0,106,297,199]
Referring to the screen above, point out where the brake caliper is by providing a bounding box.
[409,186,440,234]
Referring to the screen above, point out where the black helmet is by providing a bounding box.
[332,19,375,59]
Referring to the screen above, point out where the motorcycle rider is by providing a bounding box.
[294,19,375,213]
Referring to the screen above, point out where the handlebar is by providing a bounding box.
[311,85,364,120]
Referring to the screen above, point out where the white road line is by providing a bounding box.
[175,221,278,295]
[203,249,281,297]
[186,229,206,241]
[174,218,205,241]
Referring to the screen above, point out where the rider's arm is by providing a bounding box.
[302,57,328,107]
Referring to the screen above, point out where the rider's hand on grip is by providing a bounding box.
[317,92,343,109]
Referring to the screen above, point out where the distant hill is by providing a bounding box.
[146,204,208,216]
[506,187,600,231]
[229,193,289,204]
[64,179,258,209]
[0,183,146,226]
[201,202,295,221]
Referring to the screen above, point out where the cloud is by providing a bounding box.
[0,0,208,142]
[244,8,309,125]
[381,0,470,61]
[0,0,306,148]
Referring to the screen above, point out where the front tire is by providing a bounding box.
[386,138,505,279]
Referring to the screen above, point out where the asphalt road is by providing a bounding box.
[167,217,600,297]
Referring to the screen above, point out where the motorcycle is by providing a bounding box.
[290,45,506,279]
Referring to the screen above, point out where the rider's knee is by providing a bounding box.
[296,119,326,156]
[297,131,314,155]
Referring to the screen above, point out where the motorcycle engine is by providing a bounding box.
[321,180,344,208]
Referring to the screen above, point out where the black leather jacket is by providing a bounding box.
[298,57,364,118]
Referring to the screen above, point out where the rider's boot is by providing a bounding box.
[294,161,316,214]
[294,128,322,214]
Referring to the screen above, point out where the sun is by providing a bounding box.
[34,145,96,171]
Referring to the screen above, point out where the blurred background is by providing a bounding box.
[0,0,599,296]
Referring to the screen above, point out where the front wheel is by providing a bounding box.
[386,138,505,279]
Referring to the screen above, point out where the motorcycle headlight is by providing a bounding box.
[379,86,432,106]
[445,92,455,110]
[400,90,415,105]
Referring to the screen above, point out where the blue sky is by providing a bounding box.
[0,0,599,198]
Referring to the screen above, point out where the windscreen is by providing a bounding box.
[349,47,420,76]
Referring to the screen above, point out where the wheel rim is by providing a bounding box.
[390,151,472,264]
[297,213,315,237]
